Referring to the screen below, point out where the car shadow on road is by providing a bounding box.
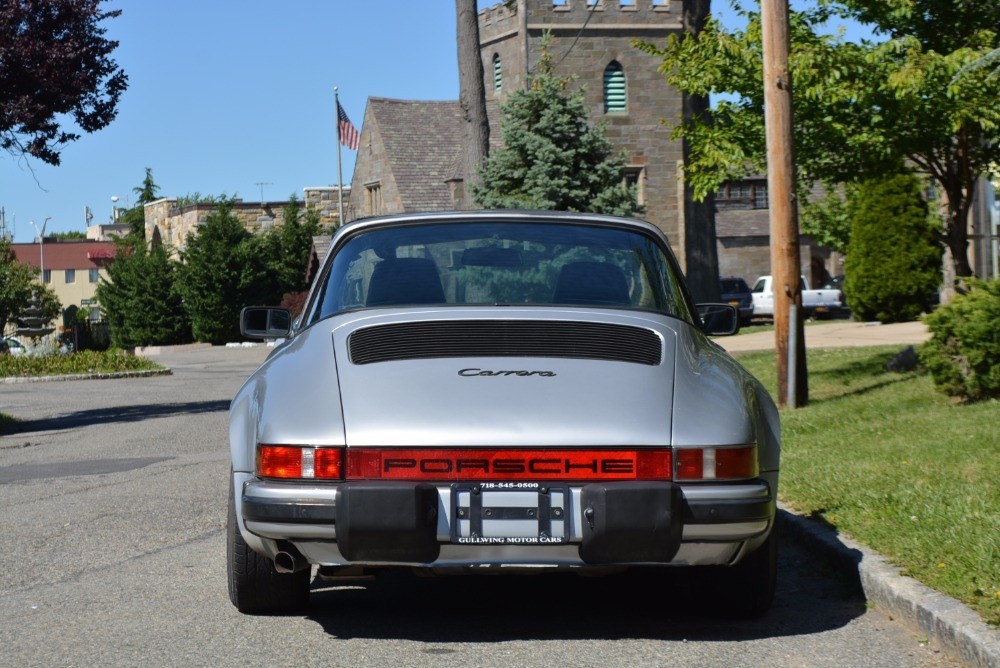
[303,526,866,642]
[3,400,231,435]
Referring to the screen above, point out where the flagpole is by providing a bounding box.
[334,86,345,226]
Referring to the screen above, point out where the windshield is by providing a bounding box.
[308,221,692,323]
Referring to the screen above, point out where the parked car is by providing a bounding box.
[0,337,26,356]
[751,275,843,319]
[720,276,754,325]
[228,211,780,617]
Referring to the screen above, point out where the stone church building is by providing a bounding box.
[346,0,838,291]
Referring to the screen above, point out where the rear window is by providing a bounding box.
[720,278,748,293]
[308,221,692,323]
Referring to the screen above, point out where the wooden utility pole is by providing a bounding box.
[761,0,808,407]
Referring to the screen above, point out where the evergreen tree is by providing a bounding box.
[471,34,639,217]
[844,173,942,323]
[240,196,322,308]
[97,239,189,348]
[133,167,160,205]
[175,200,250,344]
[120,167,160,238]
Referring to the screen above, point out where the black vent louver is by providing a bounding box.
[348,321,662,366]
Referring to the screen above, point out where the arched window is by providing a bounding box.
[603,61,626,113]
[493,54,502,93]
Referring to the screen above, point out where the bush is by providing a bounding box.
[919,278,1000,400]
[843,173,942,323]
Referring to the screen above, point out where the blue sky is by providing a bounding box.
[1,1,872,242]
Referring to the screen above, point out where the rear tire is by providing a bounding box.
[703,530,778,619]
[227,476,310,614]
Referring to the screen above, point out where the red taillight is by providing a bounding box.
[674,446,757,481]
[314,448,344,479]
[675,448,703,480]
[716,447,756,479]
[346,448,673,481]
[257,445,343,480]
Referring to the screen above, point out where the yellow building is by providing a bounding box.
[11,239,115,324]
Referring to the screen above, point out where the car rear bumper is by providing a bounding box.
[238,476,774,567]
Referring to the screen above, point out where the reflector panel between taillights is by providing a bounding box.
[345,448,672,481]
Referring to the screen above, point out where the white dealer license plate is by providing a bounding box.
[451,483,568,545]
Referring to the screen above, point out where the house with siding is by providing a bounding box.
[9,240,116,328]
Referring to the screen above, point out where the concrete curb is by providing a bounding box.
[779,503,1000,667]
[1,369,172,384]
[134,342,213,356]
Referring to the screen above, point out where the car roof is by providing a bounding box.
[336,209,665,239]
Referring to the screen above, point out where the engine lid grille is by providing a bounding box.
[348,320,662,366]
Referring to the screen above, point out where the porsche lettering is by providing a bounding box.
[382,457,634,474]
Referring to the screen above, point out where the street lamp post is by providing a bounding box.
[30,217,51,284]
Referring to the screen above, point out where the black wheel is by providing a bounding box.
[702,530,778,619]
[227,476,310,614]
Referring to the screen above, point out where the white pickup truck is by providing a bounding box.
[751,275,843,318]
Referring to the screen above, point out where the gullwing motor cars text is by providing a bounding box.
[228,210,780,616]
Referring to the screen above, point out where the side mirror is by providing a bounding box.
[240,306,292,340]
[696,303,739,336]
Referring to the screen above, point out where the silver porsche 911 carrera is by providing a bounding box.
[228,210,780,616]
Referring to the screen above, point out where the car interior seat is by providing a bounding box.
[552,261,631,306]
[366,257,446,307]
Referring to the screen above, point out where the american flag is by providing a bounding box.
[337,101,360,151]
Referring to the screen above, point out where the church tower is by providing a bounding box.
[478,0,718,298]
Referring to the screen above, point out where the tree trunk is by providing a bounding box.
[945,200,975,280]
[456,0,490,209]
[681,0,720,303]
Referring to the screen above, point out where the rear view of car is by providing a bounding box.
[720,276,754,325]
[228,211,780,618]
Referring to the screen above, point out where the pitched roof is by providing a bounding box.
[11,241,116,270]
[366,97,501,212]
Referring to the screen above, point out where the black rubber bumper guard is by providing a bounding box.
[242,480,773,565]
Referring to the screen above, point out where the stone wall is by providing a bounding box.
[145,187,347,254]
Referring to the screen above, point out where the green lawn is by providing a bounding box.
[0,349,165,380]
[736,346,999,626]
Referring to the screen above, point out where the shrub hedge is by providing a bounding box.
[920,278,1000,400]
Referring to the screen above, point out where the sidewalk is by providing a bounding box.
[720,319,931,354]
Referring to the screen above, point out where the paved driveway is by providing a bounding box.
[720,320,931,354]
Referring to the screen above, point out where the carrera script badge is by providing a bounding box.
[458,368,556,377]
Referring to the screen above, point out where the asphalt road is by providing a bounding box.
[0,346,954,667]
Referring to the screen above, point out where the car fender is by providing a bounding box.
[229,325,347,473]
[671,324,780,474]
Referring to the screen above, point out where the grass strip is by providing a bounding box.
[736,346,999,626]
[0,349,164,380]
